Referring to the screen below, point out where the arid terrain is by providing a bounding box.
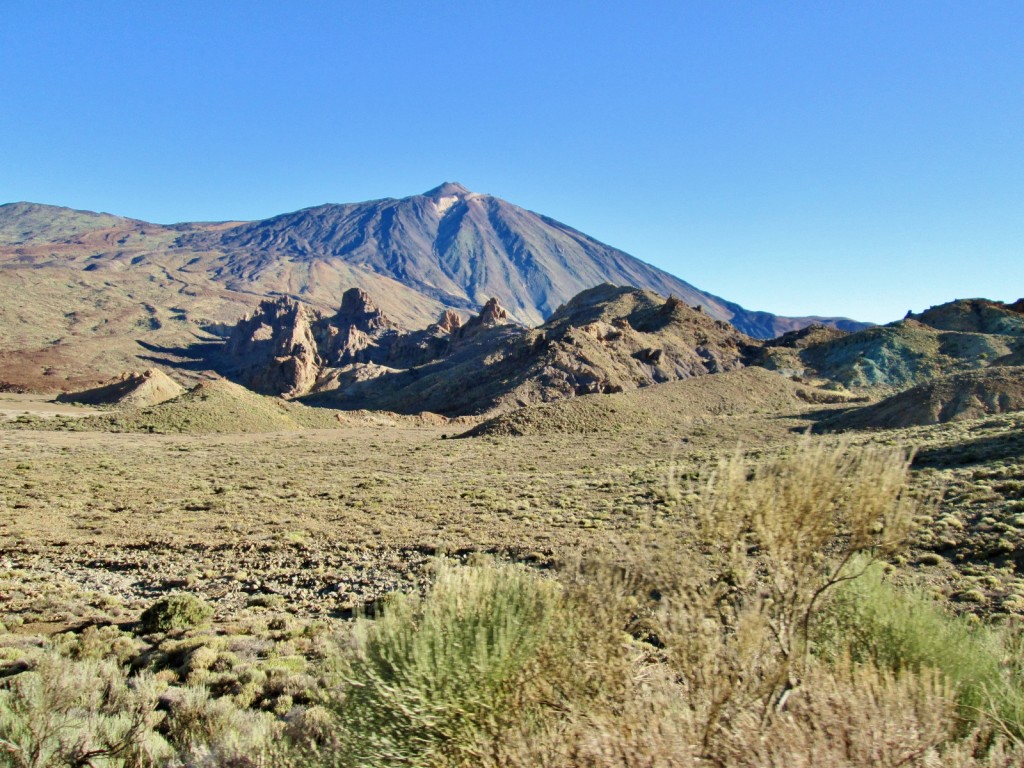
[3,196,1024,766]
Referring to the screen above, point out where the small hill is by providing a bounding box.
[822,366,1024,431]
[104,378,341,433]
[461,367,848,437]
[56,369,184,408]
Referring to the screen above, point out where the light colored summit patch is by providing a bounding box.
[433,195,460,216]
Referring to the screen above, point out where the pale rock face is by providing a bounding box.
[433,309,463,335]
[434,196,460,216]
[478,297,509,326]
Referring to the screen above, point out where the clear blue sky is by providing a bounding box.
[2,2,1021,323]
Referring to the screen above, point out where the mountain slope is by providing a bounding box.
[0,202,133,245]
[823,366,1024,430]
[0,204,447,390]
[764,299,1024,390]
[0,186,867,391]
[182,182,866,337]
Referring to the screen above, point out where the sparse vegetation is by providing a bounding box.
[4,372,1024,764]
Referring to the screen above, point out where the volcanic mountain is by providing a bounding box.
[0,185,867,391]
[182,182,866,337]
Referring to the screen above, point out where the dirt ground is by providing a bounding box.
[0,393,99,420]
[2,401,1024,632]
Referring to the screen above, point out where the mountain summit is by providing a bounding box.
[423,181,472,198]
[181,184,867,337]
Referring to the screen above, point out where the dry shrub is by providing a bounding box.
[639,439,921,751]
[723,656,958,767]
[0,653,170,768]
[482,666,702,768]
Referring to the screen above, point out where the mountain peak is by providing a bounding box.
[423,182,471,199]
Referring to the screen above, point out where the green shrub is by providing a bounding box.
[817,562,1024,736]
[140,593,213,634]
[325,559,560,767]
[0,653,170,767]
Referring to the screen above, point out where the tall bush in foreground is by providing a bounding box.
[322,560,561,768]
[649,439,920,754]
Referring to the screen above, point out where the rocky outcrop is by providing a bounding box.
[224,297,322,397]
[317,288,402,366]
[912,299,1024,336]
[223,287,471,397]
[457,297,511,338]
[431,309,463,335]
[823,366,1024,430]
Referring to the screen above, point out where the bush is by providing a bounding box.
[817,563,1024,737]
[641,438,920,749]
[323,559,561,767]
[0,653,170,767]
[140,593,213,634]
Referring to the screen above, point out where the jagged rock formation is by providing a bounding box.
[823,366,1024,430]
[222,288,410,397]
[218,283,758,416]
[223,296,323,398]
[55,369,184,407]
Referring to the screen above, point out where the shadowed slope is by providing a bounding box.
[823,366,1024,430]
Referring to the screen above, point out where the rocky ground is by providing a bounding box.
[3,386,1024,637]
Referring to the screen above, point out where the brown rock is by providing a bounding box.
[224,297,322,397]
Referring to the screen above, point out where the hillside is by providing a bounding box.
[462,367,849,437]
[823,366,1024,430]
[760,299,1024,390]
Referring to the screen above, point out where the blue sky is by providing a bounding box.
[2,2,1021,323]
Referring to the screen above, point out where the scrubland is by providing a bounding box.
[3,394,1024,766]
